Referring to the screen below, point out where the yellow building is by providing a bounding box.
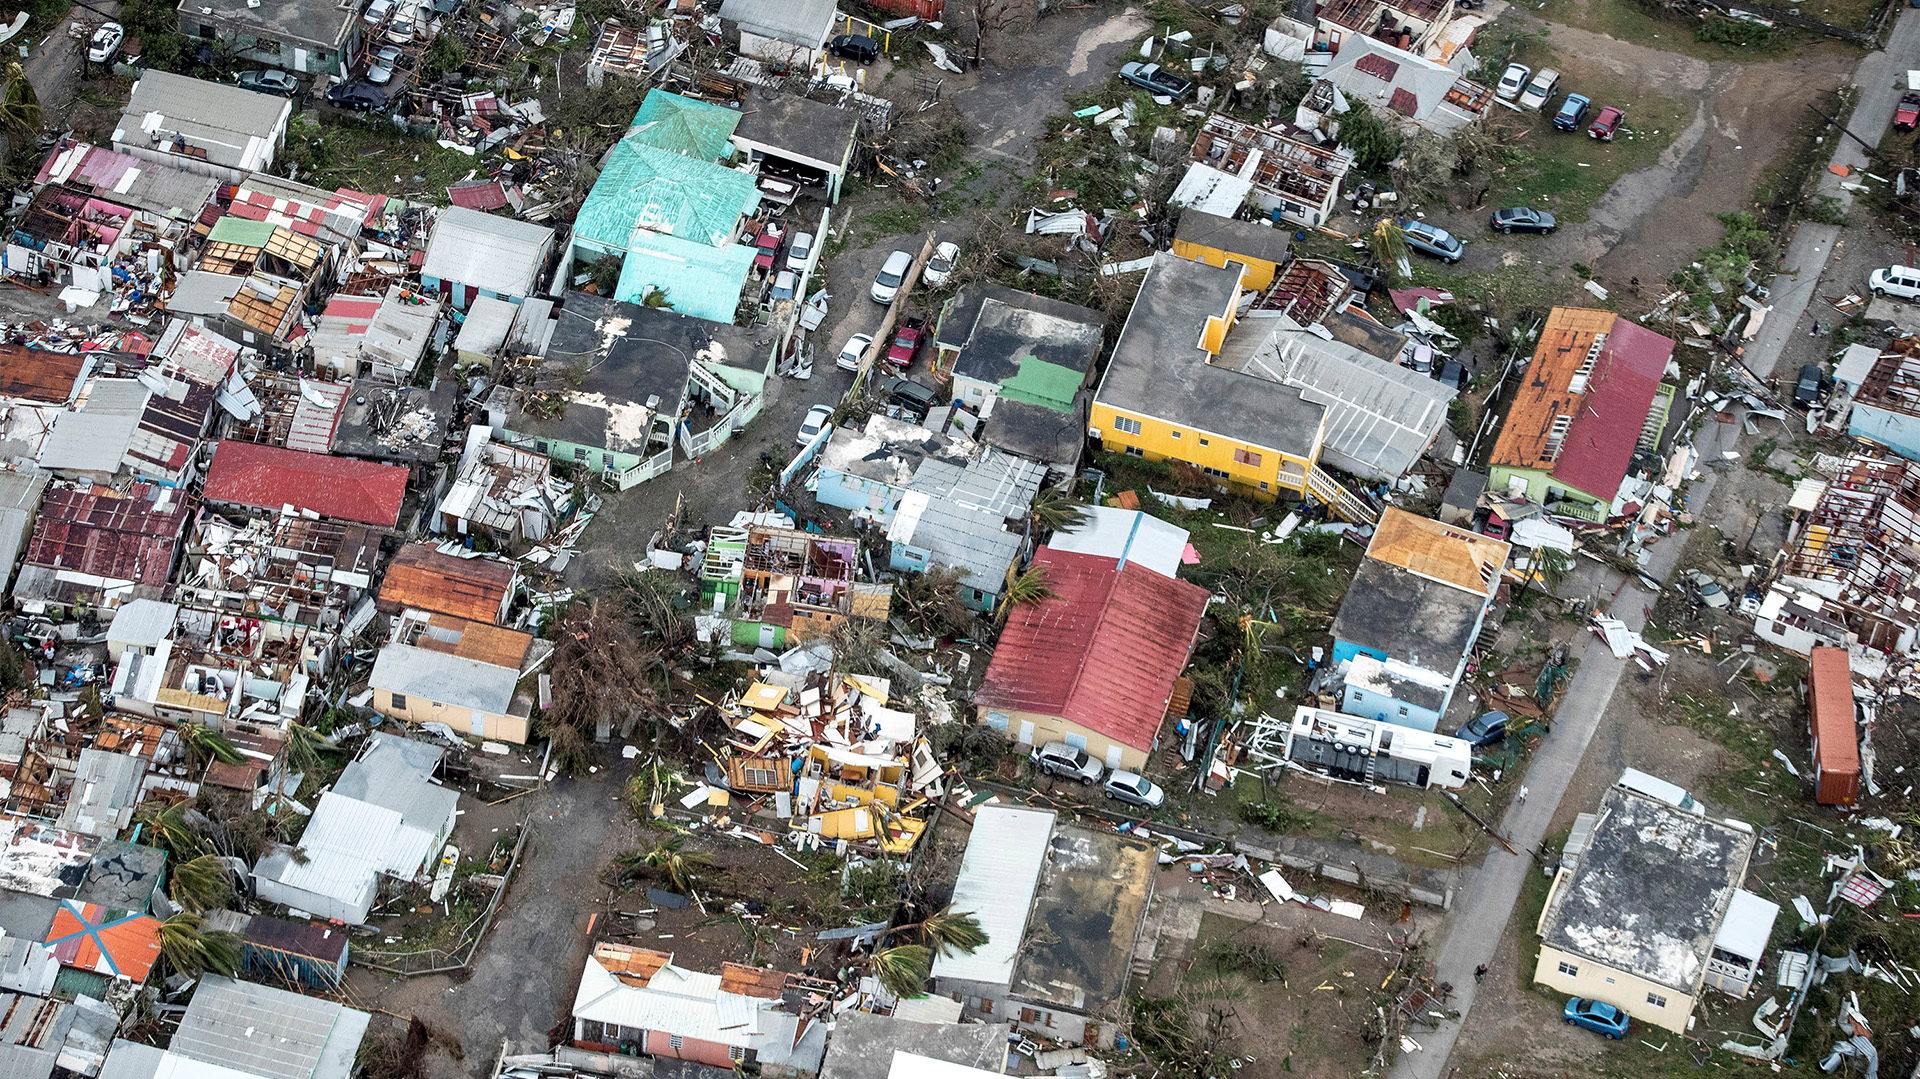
[1092,252,1333,504]
[1171,209,1293,290]
[367,619,536,744]
[1533,782,1764,1034]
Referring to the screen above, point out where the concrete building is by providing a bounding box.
[818,1011,1011,1079]
[177,0,363,77]
[1171,209,1294,290]
[368,639,533,744]
[420,206,557,310]
[110,71,292,182]
[1179,115,1355,230]
[730,89,860,204]
[719,0,836,68]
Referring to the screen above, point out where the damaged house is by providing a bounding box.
[701,525,890,649]
[570,944,830,1072]
[110,71,292,182]
[202,440,411,529]
[1173,114,1355,230]
[935,284,1103,478]
[1761,451,1920,655]
[14,483,195,615]
[436,431,565,545]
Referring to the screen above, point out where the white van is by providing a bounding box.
[1870,265,1920,300]
[1517,68,1560,110]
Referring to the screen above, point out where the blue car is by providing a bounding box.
[1564,998,1630,1038]
[1553,93,1591,133]
[1403,220,1464,264]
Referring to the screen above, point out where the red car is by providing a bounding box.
[1896,93,1920,132]
[886,318,926,369]
[752,228,783,270]
[1587,106,1624,141]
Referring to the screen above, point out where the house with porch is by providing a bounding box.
[570,944,829,1071]
[1487,307,1678,521]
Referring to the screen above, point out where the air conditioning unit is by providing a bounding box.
[1087,426,1101,439]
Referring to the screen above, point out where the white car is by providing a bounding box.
[1870,265,1920,300]
[870,249,913,304]
[1496,62,1531,101]
[366,62,395,84]
[1103,771,1166,808]
[785,231,816,273]
[87,22,123,63]
[835,333,874,372]
[363,0,394,24]
[922,240,960,288]
[795,404,834,447]
[1687,570,1730,609]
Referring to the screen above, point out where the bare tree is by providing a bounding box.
[967,0,1039,66]
[542,597,669,773]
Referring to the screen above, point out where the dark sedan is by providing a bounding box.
[1489,206,1557,234]
[829,34,879,63]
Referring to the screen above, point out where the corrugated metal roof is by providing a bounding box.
[203,441,408,527]
[930,805,1054,985]
[1049,507,1189,579]
[169,974,348,1079]
[107,599,177,648]
[258,791,400,899]
[1247,328,1453,480]
[421,206,555,299]
[370,643,518,716]
[0,471,48,591]
[285,379,351,455]
[890,455,1043,586]
[56,749,146,838]
[572,955,798,1049]
[1549,317,1673,503]
[973,548,1210,753]
[719,0,835,44]
[0,345,88,406]
[33,141,219,222]
[576,139,759,253]
[160,271,243,319]
[630,90,742,161]
[97,1039,165,1079]
[22,483,194,589]
[0,1044,54,1079]
[39,379,151,476]
[377,545,515,622]
[113,72,290,172]
[333,738,458,841]
[1809,645,1858,776]
[455,295,519,358]
[44,900,161,982]
[206,215,277,248]
[615,231,758,324]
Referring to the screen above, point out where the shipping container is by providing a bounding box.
[1808,645,1860,806]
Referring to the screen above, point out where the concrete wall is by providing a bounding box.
[373,686,530,744]
[975,705,1150,771]
[928,978,1103,1048]
[1533,943,1695,1034]
[1339,681,1442,733]
[1849,404,1920,463]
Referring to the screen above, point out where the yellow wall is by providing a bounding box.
[975,706,1153,772]
[1088,401,1315,503]
[375,687,531,744]
[1533,944,1695,1034]
[1172,238,1283,290]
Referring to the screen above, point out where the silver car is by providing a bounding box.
[870,249,912,304]
[1103,770,1166,808]
[1032,741,1103,785]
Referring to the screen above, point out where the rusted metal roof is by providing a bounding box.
[1490,306,1615,472]
[1809,645,1859,778]
[376,544,515,623]
[594,942,672,986]
[23,483,194,587]
[973,547,1210,753]
[0,346,89,406]
[202,440,408,527]
[408,612,531,669]
[718,962,788,998]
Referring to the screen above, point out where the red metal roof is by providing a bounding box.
[447,182,511,211]
[1809,644,1859,771]
[1355,53,1400,81]
[25,483,195,586]
[203,441,408,527]
[1550,318,1673,502]
[974,547,1210,753]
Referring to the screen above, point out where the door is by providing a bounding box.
[470,709,486,736]
[1105,745,1125,769]
[1017,719,1035,745]
[758,623,781,648]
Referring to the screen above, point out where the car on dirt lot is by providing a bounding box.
[1454,711,1510,747]
[1587,105,1625,141]
[1495,62,1530,100]
[1898,93,1920,132]
[1871,265,1920,299]
[1403,220,1464,263]
[1687,569,1731,609]
[88,22,123,63]
[829,34,880,64]
[795,404,833,447]
[237,70,300,95]
[1033,741,1104,785]
[835,333,874,372]
[1517,67,1559,110]
[1489,206,1556,234]
[1564,998,1630,1039]
[1103,771,1166,808]
[887,318,926,369]
[327,81,387,110]
[1794,363,1831,407]
[1118,61,1193,99]
[1553,93,1590,132]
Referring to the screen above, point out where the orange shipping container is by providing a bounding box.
[1808,646,1860,806]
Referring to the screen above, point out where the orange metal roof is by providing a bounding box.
[1490,306,1616,471]
[45,900,162,982]
[378,544,515,623]
[413,613,533,669]
[1809,645,1859,774]
[718,962,788,998]
[594,942,672,986]
[1365,507,1509,597]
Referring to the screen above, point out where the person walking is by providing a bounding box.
[1810,321,1822,337]
[1474,964,1488,983]
[1517,784,1529,804]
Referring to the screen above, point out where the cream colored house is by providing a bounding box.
[1534,781,1759,1034]
[368,640,533,744]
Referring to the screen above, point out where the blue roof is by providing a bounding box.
[629,90,742,162]
[614,231,757,325]
[575,139,759,254]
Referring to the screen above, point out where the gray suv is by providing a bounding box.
[1032,741,1103,785]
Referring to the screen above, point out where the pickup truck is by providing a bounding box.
[1118,61,1193,99]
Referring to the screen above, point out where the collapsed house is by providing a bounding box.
[1762,452,1920,655]
[1174,114,1356,230]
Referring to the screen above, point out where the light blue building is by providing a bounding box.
[810,415,968,520]
[888,452,1046,612]
[420,206,556,311]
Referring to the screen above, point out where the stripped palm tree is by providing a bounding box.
[0,63,39,141]
[618,838,709,893]
[167,854,234,913]
[281,721,335,779]
[157,911,241,978]
[994,565,1054,625]
[1368,218,1409,275]
[869,943,933,999]
[177,723,244,768]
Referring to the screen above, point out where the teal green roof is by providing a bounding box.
[207,215,277,247]
[629,90,741,162]
[998,357,1082,413]
[576,139,760,254]
[615,231,757,325]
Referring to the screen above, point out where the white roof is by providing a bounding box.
[254,790,401,905]
[1170,162,1254,218]
[1713,888,1780,962]
[1834,343,1881,391]
[888,1052,1006,1079]
[421,207,555,299]
[930,805,1055,986]
[1048,506,1189,578]
[370,642,519,716]
[107,598,178,648]
[113,71,291,171]
[572,957,796,1050]
[168,975,368,1079]
[455,295,520,359]
[1247,327,1453,480]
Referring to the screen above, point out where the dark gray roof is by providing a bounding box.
[75,841,166,913]
[982,396,1086,471]
[732,91,859,169]
[181,0,358,48]
[0,891,60,940]
[940,284,1105,380]
[1329,559,1484,672]
[333,381,455,466]
[1322,308,1409,358]
[1441,469,1487,514]
[1013,825,1155,1018]
[1175,209,1292,265]
[1540,786,1755,992]
[819,1012,1012,1079]
[1096,253,1324,457]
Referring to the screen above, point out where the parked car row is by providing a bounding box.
[1499,63,1625,140]
[1032,742,1168,808]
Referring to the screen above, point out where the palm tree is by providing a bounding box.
[1532,548,1574,594]
[136,801,203,859]
[1028,491,1089,537]
[1367,218,1409,273]
[870,943,933,999]
[157,912,241,978]
[0,63,39,140]
[167,854,234,913]
[619,838,709,893]
[995,566,1055,625]
[282,721,334,779]
[916,907,989,957]
[178,724,244,768]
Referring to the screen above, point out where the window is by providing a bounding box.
[1351,691,1365,702]
[1170,430,1182,439]
[979,998,994,1014]
[1125,446,1144,457]
[391,693,407,709]
[602,453,616,469]
[1234,447,1264,467]
[1646,992,1668,1008]
[1398,706,1409,717]
[1113,415,1143,435]
[668,1035,684,1050]
[1199,437,1210,446]
[574,447,588,461]
[535,440,549,453]
[1202,466,1230,479]
[729,1047,747,1062]
[1557,961,1579,977]
[1259,480,1272,492]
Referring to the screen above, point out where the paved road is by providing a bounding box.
[1388,14,1920,1073]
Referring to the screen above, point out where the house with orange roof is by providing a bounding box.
[43,899,162,988]
[1329,507,1510,731]
[1487,307,1678,521]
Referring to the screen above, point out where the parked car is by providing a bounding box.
[1564,998,1630,1039]
[835,333,874,372]
[366,61,395,84]
[1454,710,1509,747]
[882,376,939,422]
[1103,771,1167,808]
[1404,344,1433,374]
[1403,220,1464,263]
[1794,362,1830,407]
[1489,206,1557,234]
[1898,93,1920,132]
[785,231,816,273]
[768,270,797,303]
[87,22,123,63]
[1871,265,1920,299]
[1552,93,1591,132]
[327,81,387,110]
[887,318,926,369]
[1587,105,1625,141]
[923,240,961,288]
[237,70,300,95]
[1687,569,1730,609]
[870,249,913,304]
[795,404,833,447]
[1436,359,1468,392]
[1495,62,1531,100]
[1032,741,1104,785]
[753,228,783,271]
[363,0,394,24]
[1517,67,1559,110]
[828,33,880,63]
[1118,61,1193,99]
[383,18,416,43]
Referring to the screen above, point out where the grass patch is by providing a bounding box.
[1530,0,1831,59]
[275,115,482,198]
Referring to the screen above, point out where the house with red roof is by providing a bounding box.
[972,547,1210,771]
[1487,307,1677,520]
[203,441,409,528]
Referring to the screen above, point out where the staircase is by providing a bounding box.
[1305,464,1379,525]
[1636,384,1676,455]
